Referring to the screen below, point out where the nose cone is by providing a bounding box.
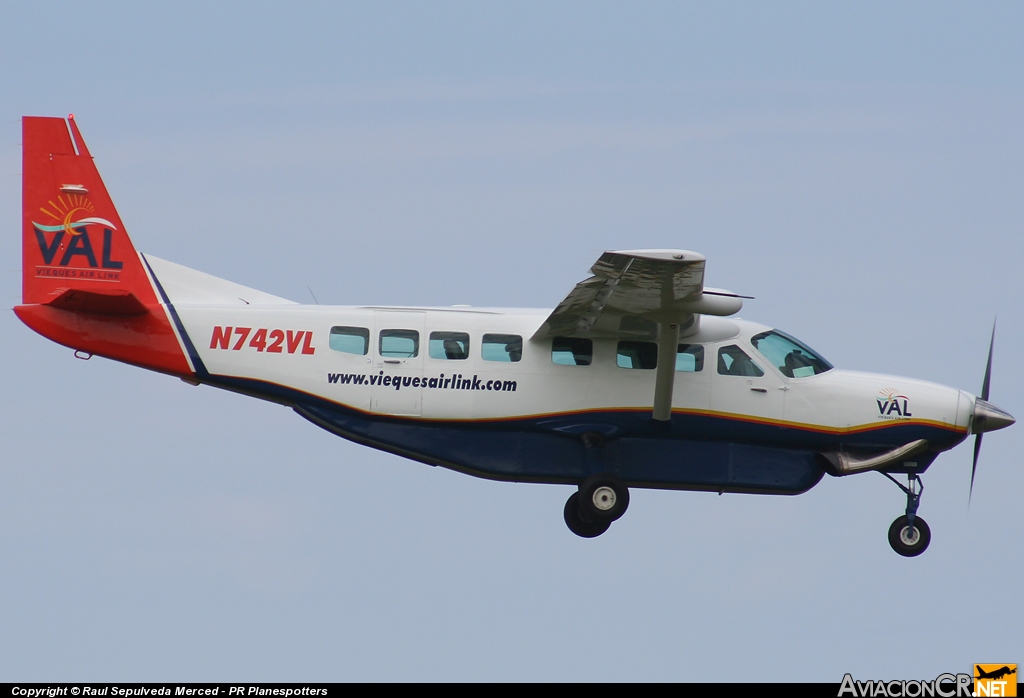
[973,398,1016,434]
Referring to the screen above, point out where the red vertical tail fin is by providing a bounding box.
[22,115,155,306]
[17,115,193,376]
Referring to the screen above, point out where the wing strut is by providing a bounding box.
[652,321,680,421]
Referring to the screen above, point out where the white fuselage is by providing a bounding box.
[151,256,972,453]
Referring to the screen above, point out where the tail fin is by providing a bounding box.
[16,115,193,376]
[22,115,154,306]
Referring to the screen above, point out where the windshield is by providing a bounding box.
[750,330,833,378]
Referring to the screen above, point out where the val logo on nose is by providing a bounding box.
[876,388,912,419]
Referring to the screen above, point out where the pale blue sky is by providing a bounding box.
[1,1,1021,681]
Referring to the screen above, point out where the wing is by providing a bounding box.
[531,249,742,341]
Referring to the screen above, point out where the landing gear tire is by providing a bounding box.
[578,475,630,523]
[564,492,611,538]
[888,515,931,557]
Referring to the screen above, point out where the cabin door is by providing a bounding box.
[709,342,786,422]
[371,311,425,417]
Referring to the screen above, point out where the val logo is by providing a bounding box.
[877,388,912,419]
[974,665,1017,697]
[32,192,123,279]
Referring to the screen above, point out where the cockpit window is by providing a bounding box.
[717,345,764,377]
[750,330,833,378]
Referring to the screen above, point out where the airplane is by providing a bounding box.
[15,115,1016,556]
[975,667,1016,681]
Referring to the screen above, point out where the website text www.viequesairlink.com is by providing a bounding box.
[327,371,517,392]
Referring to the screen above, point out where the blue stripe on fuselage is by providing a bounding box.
[141,255,209,378]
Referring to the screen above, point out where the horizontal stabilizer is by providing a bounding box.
[45,288,148,315]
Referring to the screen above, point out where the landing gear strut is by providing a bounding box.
[882,472,931,557]
[564,433,631,538]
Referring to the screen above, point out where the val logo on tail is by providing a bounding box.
[32,191,122,275]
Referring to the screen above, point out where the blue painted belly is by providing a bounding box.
[295,402,825,494]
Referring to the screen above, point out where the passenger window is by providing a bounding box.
[482,334,522,362]
[675,344,704,372]
[616,341,657,369]
[329,326,369,355]
[379,329,419,358]
[429,331,470,360]
[717,345,764,377]
[551,337,592,366]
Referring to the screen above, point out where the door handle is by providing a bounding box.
[750,387,767,393]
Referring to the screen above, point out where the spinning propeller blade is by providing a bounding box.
[970,322,995,501]
[970,433,983,503]
[968,321,1018,502]
[981,321,995,403]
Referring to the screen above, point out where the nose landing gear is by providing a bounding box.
[882,472,930,557]
[888,515,931,557]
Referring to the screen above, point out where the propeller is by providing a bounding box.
[969,322,995,502]
[969,320,1016,501]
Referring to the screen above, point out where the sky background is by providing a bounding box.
[1,1,1022,682]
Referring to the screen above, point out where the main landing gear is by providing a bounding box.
[882,472,930,557]
[563,474,630,538]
